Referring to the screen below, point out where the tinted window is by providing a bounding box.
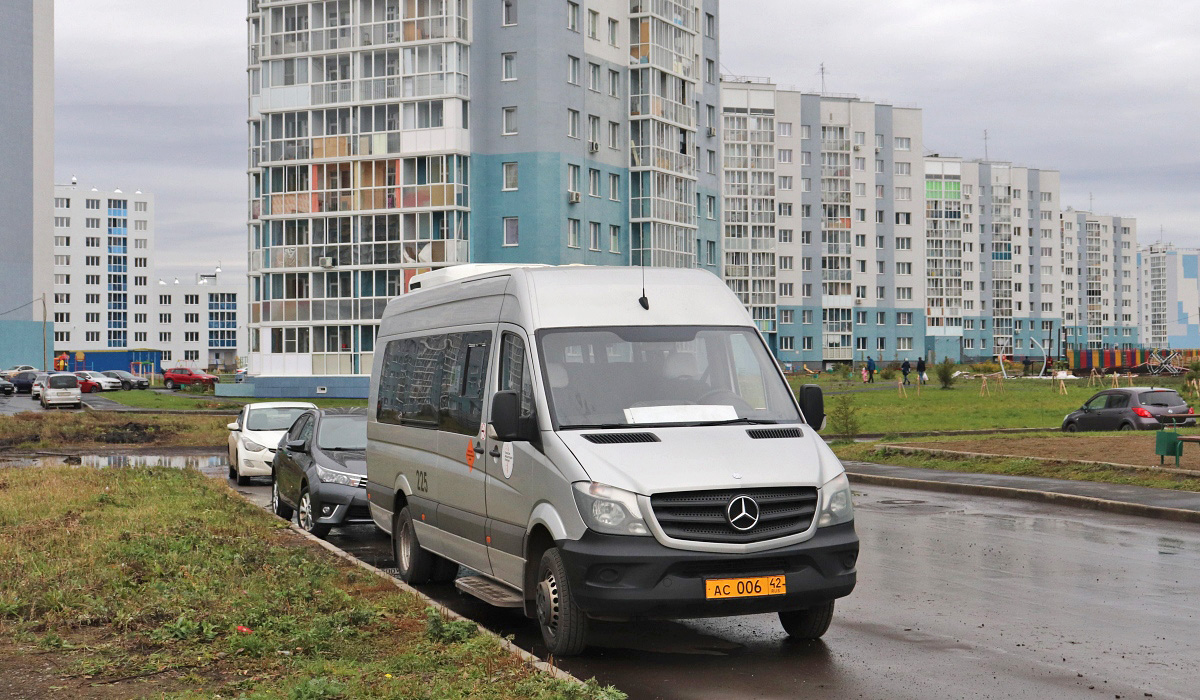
[443,332,492,435]
[289,415,311,441]
[317,415,367,450]
[1106,394,1129,409]
[378,331,493,433]
[500,333,535,420]
[1141,391,1185,407]
[48,375,77,389]
[248,407,310,431]
[1084,394,1108,410]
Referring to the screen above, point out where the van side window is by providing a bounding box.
[443,331,492,435]
[376,335,446,428]
[500,333,535,419]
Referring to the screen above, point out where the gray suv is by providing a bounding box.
[1063,388,1195,432]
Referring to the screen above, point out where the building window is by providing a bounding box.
[86,218,100,229]
[567,56,579,84]
[609,18,619,46]
[779,176,793,191]
[611,174,622,201]
[778,122,792,137]
[896,262,912,275]
[778,149,793,164]
[780,337,794,351]
[54,217,70,228]
[897,312,913,325]
[778,229,793,243]
[610,225,621,253]
[587,9,599,38]
[588,62,601,91]
[802,310,813,324]
[501,53,516,80]
[894,137,912,151]
[609,121,621,149]
[566,1,579,31]
[895,212,912,225]
[567,109,579,138]
[85,199,100,209]
[502,107,518,134]
[589,221,601,250]
[502,0,517,25]
[608,69,620,98]
[588,169,600,197]
[779,203,793,217]
[54,274,69,285]
[568,219,581,248]
[896,187,912,201]
[894,162,911,176]
[779,256,793,270]
[800,125,811,139]
[568,164,580,192]
[896,287,913,300]
[503,217,519,246]
[780,310,793,324]
[54,197,70,209]
[779,283,794,297]
[898,338,913,351]
[54,255,70,266]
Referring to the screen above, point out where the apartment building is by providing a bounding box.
[1060,209,1139,351]
[245,0,722,386]
[50,184,245,370]
[0,0,54,368]
[1139,243,1199,349]
[923,157,1063,363]
[721,77,925,366]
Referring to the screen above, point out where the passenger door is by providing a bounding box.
[484,328,548,588]
[1101,393,1131,430]
[433,330,494,575]
[278,415,311,505]
[1077,393,1109,430]
[229,407,246,466]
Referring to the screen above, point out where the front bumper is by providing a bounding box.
[557,522,859,620]
[310,482,371,526]
[240,447,277,477]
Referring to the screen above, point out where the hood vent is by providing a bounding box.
[582,432,660,444]
[747,427,804,440]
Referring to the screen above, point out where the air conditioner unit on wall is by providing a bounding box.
[319,257,335,268]
[569,191,582,204]
[707,127,717,137]
[589,141,600,153]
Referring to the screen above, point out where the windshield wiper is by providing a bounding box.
[683,418,781,427]
[322,447,365,452]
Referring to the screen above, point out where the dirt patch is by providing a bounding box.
[0,640,193,700]
[891,434,1191,469]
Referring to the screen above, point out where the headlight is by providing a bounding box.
[572,483,651,536]
[241,438,266,452]
[316,464,357,486]
[817,472,854,528]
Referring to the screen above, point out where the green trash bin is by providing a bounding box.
[1156,430,1183,467]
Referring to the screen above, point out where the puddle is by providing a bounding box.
[0,453,225,469]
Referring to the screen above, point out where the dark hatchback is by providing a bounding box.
[9,371,38,394]
[0,377,13,396]
[102,370,150,390]
[270,408,370,538]
[1063,387,1196,432]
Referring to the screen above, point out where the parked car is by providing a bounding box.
[9,371,38,394]
[101,370,150,390]
[272,408,370,538]
[75,370,122,392]
[226,402,317,485]
[41,373,82,410]
[1063,387,1196,432]
[74,373,104,394]
[162,367,218,390]
[0,377,14,396]
[2,365,37,379]
[30,373,50,400]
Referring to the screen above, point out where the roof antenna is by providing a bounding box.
[638,260,649,310]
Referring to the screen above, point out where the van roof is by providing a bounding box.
[382,266,753,335]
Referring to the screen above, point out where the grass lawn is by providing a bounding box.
[790,375,1194,434]
[833,435,1200,492]
[100,390,366,411]
[0,412,230,450]
[0,466,622,699]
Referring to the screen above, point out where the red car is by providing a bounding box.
[74,372,103,393]
[162,368,219,390]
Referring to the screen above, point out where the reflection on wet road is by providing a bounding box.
[9,453,1197,699]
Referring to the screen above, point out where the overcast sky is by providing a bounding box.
[55,0,1199,278]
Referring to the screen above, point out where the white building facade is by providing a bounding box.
[51,184,246,371]
[1061,209,1139,351]
[1138,243,1199,350]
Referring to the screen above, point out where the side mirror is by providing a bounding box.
[799,384,825,432]
[226,422,239,431]
[286,439,308,453]
[490,391,537,443]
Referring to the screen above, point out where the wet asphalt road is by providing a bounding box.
[217,466,1200,700]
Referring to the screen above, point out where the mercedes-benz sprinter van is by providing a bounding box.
[367,265,858,655]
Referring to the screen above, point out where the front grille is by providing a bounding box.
[650,487,819,544]
[747,427,804,439]
[582,432,660,444]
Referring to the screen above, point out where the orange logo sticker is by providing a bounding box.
[465,440,475,471]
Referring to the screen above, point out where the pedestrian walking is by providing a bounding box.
[866,356,876,383]
[916,357,927,385]
[901,359,912,386]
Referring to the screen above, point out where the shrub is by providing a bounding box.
[969,362,1001,374]
[879,368,896,381]
[425,607,477,644]
[827,394,860,440]
[1185,361,1200,384]
[935,357,957,389]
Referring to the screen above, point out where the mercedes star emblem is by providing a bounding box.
[726,495,760,532]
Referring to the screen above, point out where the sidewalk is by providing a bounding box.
[843,460,1200,524]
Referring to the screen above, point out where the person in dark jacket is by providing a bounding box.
[901,359,912,385]
[916,357,927,385]
[866,356,876,383]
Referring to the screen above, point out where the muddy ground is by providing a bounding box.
[893,433,1197,469]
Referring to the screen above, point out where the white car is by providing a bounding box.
[227,402,317,485]
[41,373,82,410]
[30,373,49,400]
[3,365,37,379]
[75,370,122,391]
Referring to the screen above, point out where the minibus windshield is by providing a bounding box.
[538,326,801,429]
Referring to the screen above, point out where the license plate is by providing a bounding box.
[705,575,786,599]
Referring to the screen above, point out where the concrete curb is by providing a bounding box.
[876,444,1200,478]
[841,427,1058,440]
[280,519,582,686]
[845,471,1200,525]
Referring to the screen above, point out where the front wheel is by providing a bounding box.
[297,487,331,538]
[779,601,836,640]
[1064,422,1078,433]
[121,381,131,390]
[271,476,294,520]
[164,379,175,390]
[535,548,589,656]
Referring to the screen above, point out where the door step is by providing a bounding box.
[454,576,524,609]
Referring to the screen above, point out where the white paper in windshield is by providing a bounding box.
[623,405,738,424]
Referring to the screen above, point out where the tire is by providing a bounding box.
[393,506,435,584]
[121,381,132,391]
[271,475,294,520]
[1119,422,1136,432]
[297,487,331,539]
[779,600,836,640]
[39,399,48,410]
[535,548,589,656]
[431,558,460,583]
[235,460,251,486]
[1064,422,1078,433]
[228,449,237,479]
[164,379,175,390]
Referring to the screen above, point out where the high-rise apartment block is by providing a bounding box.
[1060,209,1139,351]
[1139,244,1200,349]
[722,78,925,365]
[245,0,722,383]
[51,184,245,370]
[0,0,54,368]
